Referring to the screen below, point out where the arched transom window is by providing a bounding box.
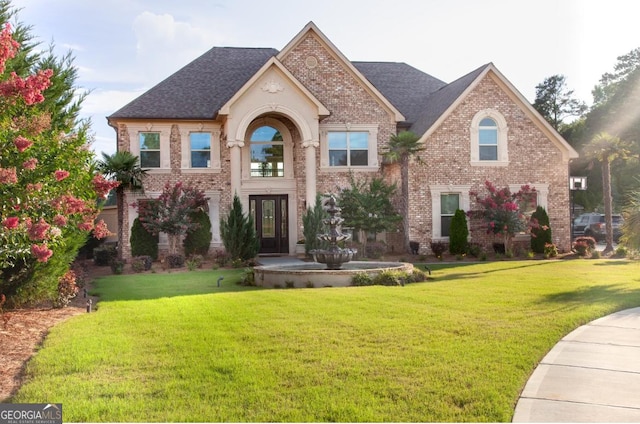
[470,110,509,166]
[250,125,284,177]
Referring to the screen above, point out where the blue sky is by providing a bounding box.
[11,0,640,156]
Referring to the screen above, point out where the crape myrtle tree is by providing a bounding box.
[0,18,117,305]
[468,181,537,254]
[136,182,209,256]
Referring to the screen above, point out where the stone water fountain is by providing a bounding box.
[253,194,412,288]
[310,194,356,270]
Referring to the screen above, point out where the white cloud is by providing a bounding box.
[82,88,146,115]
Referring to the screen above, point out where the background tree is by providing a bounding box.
[532,74,587,131]
[530,206,552,254]
[620,186,640,251]
[583,132,631,254]
[384,131,423,252]
[220,194,259,261]
[448,209,469,255]
[338,173,402,255]
[136,182,208,256]
[98,151,146,260]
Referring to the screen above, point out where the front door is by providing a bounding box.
[250,195,289,254]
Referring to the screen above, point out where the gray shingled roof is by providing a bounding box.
[109,47,279,120]
[109,46,487,138]
[353,62,447,126]
[408,64,490,135]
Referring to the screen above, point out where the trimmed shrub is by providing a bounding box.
[302,195,328,256]
[365,241,387,259]
[449,209,469,255]
[351,272,374,286]
[530,206,552,254]
[573,236,596,256]
[166,254,185,269]
[184,210,212,257]
[130,218,159,260]
[131,256,153,273]
[220,195,259,261]
[430,241,447,258]
[94,244,117,266]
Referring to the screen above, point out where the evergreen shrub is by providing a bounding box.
[130,218,158,260]
[449,209,469,255]
[530,206,552,254]
[184,210,212,256]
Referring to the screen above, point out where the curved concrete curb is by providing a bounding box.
[513,307,640,422]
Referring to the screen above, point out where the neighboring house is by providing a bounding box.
[107,22,578,259]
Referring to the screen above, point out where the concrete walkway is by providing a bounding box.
[513,307,640,422]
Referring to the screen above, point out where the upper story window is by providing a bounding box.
[470,110,508,166]
[190,132,211,168]
[479,118,498,160]
[328,131,368,167]
[139,132,160,168]
[250,125,284,177]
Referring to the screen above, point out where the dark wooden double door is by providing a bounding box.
[250,195,289,254]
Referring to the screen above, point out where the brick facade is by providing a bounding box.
[109,24,575,259]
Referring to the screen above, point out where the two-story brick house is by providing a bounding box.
[107,22,578,259]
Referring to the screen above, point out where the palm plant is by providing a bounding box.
[583,132,630,254]
[384,131,424,252]
[97,151,147,260]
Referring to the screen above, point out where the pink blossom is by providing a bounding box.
[14,135,33,152]
[54,169,70,181]
[53,215,67,226]
[22,158,38,170]
[2,216,19,229]
[93,219,111,239]
[26,183,42,192]
[0,167,18,184]
[0,69,53,105]
[27,218,50,241]
[77,220,93,232]
[92,174,120,198]
[31,243,53,263]
[0,24,19,74]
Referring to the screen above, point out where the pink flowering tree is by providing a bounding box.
[136,182,209,255]
[0,22,117,305]
[469,181,537,253]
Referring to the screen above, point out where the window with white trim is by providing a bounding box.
[470,110,508,166]
[319,124,379,171]
[328,131,368,166]
[190,132,211,168]
[430,185,471,240]
[440,194,460,237]
[139,132,160,168]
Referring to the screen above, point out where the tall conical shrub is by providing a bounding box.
[130,217,159,260]
[530,206,552,253]
[184,210,212,256]
[302,195,328,255]
[449,209,469,255]
[220,195,259,261]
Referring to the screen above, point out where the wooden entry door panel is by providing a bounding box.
[250,195,289,254]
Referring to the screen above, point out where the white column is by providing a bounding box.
[303,139,319,207]
[227,139,244,197]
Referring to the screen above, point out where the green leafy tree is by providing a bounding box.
[449,209,469,255]
[384,131,424,252]
[338,173,402,255]
[302,194,327,256]
[530,206,552,254]
[130,217,158,260]
[620,186,640,251]
[583,132,632,255]
[98,151,147,260]
[136,182,208,255]
[220,195,259,261]
[183,210,212,257]
[532,74,587,131]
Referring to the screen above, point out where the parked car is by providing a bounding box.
[572,212,623,242]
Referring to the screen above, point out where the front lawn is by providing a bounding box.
[12,260,640,422]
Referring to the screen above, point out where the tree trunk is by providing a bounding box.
[116,188,125,261]
[602,160,615,255]
[401,155,410,253]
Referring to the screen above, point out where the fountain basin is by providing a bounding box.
[253,261,413,288]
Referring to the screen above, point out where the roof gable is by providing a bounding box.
[278,22,405,122]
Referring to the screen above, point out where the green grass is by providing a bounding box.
[11,260,640,422]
